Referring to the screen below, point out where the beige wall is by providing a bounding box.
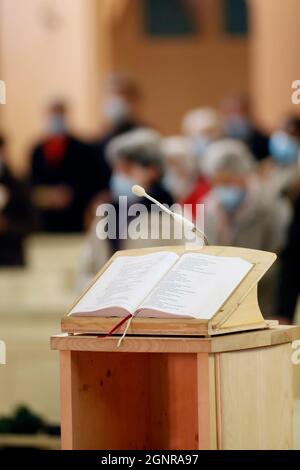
[0,0,101,174]
[3,0,300,171]
[250,0,300,131]
[0,0,250,173]
[109,0,249,134]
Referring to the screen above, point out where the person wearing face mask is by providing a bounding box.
[92,73,145,195]
[30,101,100,232]
[221,93,270,162]
[161,136,198,202]
[269,129,300,166]
[180,108,222,216]
[76,129,174,290]
[267,119,300,323]
[202,139,289,316]
[182,107,224,163]
[106,128,173,212]
[259,116,300,202]
[276,193,300,324]
[0,135,32,265]
[202,139,288,251]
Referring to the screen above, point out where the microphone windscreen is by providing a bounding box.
[132,185,146,197]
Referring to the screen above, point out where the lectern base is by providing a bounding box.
[51,326,299,450]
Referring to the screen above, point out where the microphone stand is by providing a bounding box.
[141,191,209,247]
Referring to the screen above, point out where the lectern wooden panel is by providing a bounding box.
[52,326,299,450]
[218,344,292,449]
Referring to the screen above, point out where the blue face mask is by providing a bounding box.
[102,96,130,125]
[47,115,66,136]
[110,173,136,202]
[224,116,252,141]
[269,131,300,165]
[215,186,246,212]
[192,137,212,158]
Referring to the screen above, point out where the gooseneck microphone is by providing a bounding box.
[131,185,209,246]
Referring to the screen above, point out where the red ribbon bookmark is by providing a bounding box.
[98,313,132,339]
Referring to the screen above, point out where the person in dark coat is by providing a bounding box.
[221,93,270,162]
[93,73,144,192]
[76,128,175,289]
[277,193,300,322]
[30,102,100,232]
[106,128,174,252]
[0,136,32,265]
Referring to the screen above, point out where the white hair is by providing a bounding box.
[182,107,223,139]
[161,136,196,173]
[202,139,255,178]
[106,128,162,165]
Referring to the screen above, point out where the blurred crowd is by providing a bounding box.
[1,73,300,322]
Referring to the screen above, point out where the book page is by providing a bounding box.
[69,251,179,316]
[138,253,253,319]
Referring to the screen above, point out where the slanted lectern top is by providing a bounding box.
[63,245,277,337]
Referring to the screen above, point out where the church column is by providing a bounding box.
[250,0,300,131]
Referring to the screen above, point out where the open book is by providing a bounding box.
[70,251,253,320]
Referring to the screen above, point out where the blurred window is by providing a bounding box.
[144,0,198,37]
[223,0,248,35]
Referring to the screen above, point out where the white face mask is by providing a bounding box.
[110,173,137,202]
[163,172,191,199]
[102,96,131,125]
[192,136,212,158]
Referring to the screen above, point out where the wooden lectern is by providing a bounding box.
[51,246,300,450]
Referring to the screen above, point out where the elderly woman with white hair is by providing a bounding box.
[202,139,290,316]
[182,107,224,163]
[106,128,168,205]
[179,108,224,216]
[76,128,175,290]
[161,136,198,201]
[202,139,289,250]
